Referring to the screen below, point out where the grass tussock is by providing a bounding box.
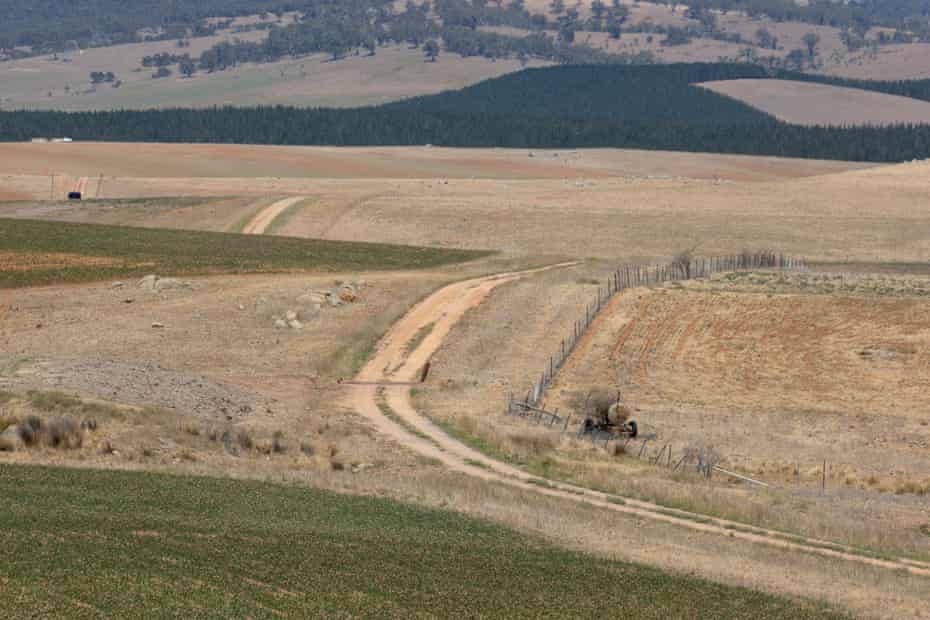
[26,390,125,420]
[506,432,556,456]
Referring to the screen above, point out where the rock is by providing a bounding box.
[273,319,287,329]
[154,277,192,291]
[285,310,298,322]
[238,304,246,311]
[338,289,357,303]
[297,305,320,322]
[328,296,342,307]
[151,322,165,329]
[138,274,158,290]
[296,293,325,306]
[340,283,357,295]
[111,281,125,289]
[288,319,303,330]
[0,425,23,452]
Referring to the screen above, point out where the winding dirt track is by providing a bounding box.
[344,265,930,577]
[242,196,305,234]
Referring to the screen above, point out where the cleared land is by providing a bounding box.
[701,79,930,126]
[0,464,846,619]
[0,143,876,183]
[4,145,930,618]
[0,40,546,111]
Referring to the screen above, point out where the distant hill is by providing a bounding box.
[4,64,930,162]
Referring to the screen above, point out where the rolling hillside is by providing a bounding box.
[5,64,930,161]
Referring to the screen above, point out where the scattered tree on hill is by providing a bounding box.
[6,64,930,163]
[424,39,440,61]
[662,27,691,46]
[755,28,776,49]
[607,19,622,39]
[152,66,172,79]
[549,0,565,14]
[785,48,806,70]
[802,32,820,59]
[179,57,196,77]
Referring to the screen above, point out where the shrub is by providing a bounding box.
[271,431,286,454]
[45,417,82,449]
[236,429,253,451]
[18,416,43,445]
[300,441,315,456]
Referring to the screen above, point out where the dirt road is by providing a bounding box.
[242,196,305,234]
[344,266,930,577]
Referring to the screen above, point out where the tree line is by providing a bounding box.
[1,106,927,162]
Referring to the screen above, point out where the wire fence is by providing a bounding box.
[516,252,806,408]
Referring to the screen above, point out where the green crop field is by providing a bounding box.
[0,465,847,619]
[0,217,490,288]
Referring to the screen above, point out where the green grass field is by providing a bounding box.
[0,217,489,288]
[0,465,847,619]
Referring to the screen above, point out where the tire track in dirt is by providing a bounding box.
[242,196,306,235]
[343,265,930,578]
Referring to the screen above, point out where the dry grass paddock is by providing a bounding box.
[4,143,930,617]
[700,79,930,126]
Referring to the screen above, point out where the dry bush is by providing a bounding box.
[569,388,619,420]
[300,441,315,456]
[221,431,238,456]
[180,422,201,437]
[895,480,929,496]
[44,417,83,449]
[176,449,198,462]
[17,416,43,446]
[330,460,345,471]
[672,248,694,278]
[271,431,286,454]
[236,429,253,451]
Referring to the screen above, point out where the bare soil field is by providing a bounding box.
[700,79,930,126]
